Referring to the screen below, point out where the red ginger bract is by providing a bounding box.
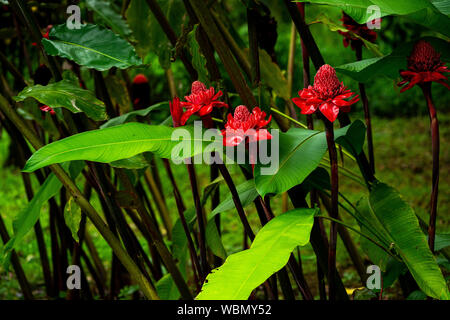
[180,81,228,125]
[398,40,450,92]
[338,13,377,50]
[222,105,272,147]
[292,64,359,122]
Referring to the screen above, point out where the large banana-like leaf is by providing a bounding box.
[14,80,107,121]
[23,123,221,172]
[196,208,316,300]
[42,24,142,71]
[254,121,364,197]
[357,182,450,300]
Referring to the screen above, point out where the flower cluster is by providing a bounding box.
[338,13,377,50]
[398,40,450,92]
[292,64,359,122]
[221,105,272,147]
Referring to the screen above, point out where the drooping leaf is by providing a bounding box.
[100,102,168,129]
[14,80,107,121]
[23,123,221,172]
[336,37,450,83]
[211,180,259,215]
[196,208,316,300]
[42,24,142,71]
[86,0,132,38]
[64,197,82,242]
[357,182,450,300]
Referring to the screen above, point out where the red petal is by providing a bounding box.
[319,102,340,122]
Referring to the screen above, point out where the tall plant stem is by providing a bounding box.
[286,22,299,121]
[186,162,209,280]
[355,44,375,173]
[323,119,339,301]
[421,83,439,253]
[0,95,159,300]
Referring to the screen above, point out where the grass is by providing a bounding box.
[0,114,449,299]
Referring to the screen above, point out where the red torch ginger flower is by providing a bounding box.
[398,40,450,92]
[221,105,272,147]
[292,64,359,122]
[180,81,228,125]
[338,13,377,50]
[169,97,183,128]
[39,105,55,115]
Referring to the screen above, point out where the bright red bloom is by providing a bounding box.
[221,105,272,147]
[39,105,55,115]
[180,81,228,125]
[169,97,183,128]
[133,74,148,84]
[398,40,450,92]
[292,64,359,123]
[338,13,377,50]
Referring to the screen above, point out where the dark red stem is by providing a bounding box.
[421,83,439,253]
[355,44,375,174]
[324,119,339,301]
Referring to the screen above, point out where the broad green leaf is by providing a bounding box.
[110,154,149,169]
[298,0,450,37]
[42,24,142,71]
[435,233,450,252]
[64,197,82,242]
[211,180,258,215]
[156,274,181,300]
[86,0,132,38]
[336,37,450,83]
[100,102,168,128]
[206,219,227,260]
[1,162,83,263]
[357,182,450,300]
[14,80,107,121]
[254,128,327,197]
[196,208,316,300]
[23,123,221,172]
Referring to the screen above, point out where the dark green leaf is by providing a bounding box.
[86,0,132,38]
[100,102,168,128]
[42,24,142,71]
[14,80,107,121]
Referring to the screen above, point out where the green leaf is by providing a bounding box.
[104,75,132,114]
[156,274,181,300]
[14,80,107,121]
[64,197,82,242]
[100,102,168,129]
[334,119,366,156]
[254,128,327,197]
[42,24,142,71]
[357,182,450,300]
[206,220,227,260]
[1,162,83,263]
[435,233,450,252]
[211,180,258,215]
[257,49,290,100]
[336,37,450,83]
[110,154,149,169]
[188,24,208,83]
[196,208,316,300]
[126,0,152,57]
[86,0,132,38]
[23,123,221,172]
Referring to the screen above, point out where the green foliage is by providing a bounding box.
[14,80,108,121]
[357,182,450,300]
[63,197,82,242]
[86,0,132,38]
[196,208,316,300]
[42,24,142,71]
